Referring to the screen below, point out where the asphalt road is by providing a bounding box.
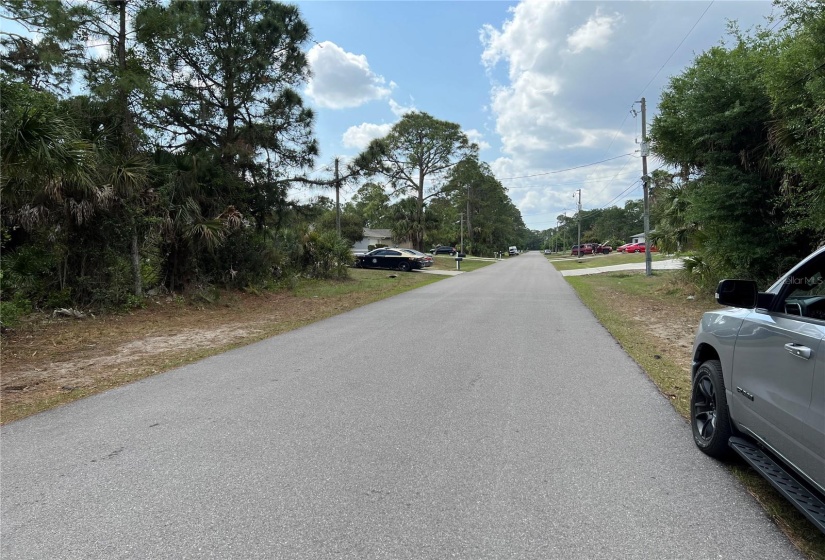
[1,252,805,559]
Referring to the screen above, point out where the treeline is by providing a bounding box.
[537,1,825,289]
[648,0,825,289]
[0,0,528,324]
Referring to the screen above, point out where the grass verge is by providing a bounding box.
[562,268,825,560]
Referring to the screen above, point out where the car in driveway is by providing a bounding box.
[616,243,632,252]
[571,244,593,256]
[397,248,433,267]
[354,248,425,272]
[689,245,825,532]
[431,245,457,255]
[623,242,658,253]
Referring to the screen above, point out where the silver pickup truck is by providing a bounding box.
[690,245,825,533]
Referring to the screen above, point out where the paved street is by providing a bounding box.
[1,252,803,559]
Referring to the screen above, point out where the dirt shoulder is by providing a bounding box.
[1,286,392,423]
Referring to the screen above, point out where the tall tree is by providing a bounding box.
[354,111,476,251]
[79,0,154,296]
[0,0,92,94]
[347,182,392,229]
[136,0,318,224]
[762,0,825,236]
[441,156,524,255]
[650,40,795,282]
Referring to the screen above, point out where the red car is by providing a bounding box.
[571,244,593,256]
[623,242,658,253]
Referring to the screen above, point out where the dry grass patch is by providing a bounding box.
[1,269,443,423]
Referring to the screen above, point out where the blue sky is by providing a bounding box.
[292,0,779,231]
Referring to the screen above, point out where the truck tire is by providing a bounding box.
[690,359,733,459]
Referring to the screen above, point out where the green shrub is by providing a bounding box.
[301,230,352,279]
[0,295,32,328]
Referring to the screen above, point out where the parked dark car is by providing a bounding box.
[690,245,825,532]
[396,248,433,267]
[354,248,424,272]
[431,245,457,255]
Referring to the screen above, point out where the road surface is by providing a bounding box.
[1,252,803,559]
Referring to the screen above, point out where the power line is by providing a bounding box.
[505,170,638,190]
[637,0,715,99]
[598,180,642,210]
[498,153,634,181]
[587,155,639,200]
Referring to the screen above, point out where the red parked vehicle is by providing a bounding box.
[623,242,658,253]
[573,243,611,256]
[571,244,593,256]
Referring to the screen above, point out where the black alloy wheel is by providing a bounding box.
[397,261,411,272]
[690,359,732,458]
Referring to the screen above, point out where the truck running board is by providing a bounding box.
[729,437,825,534]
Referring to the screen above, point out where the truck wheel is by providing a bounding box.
[690,359,733,459]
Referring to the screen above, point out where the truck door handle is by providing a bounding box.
[784,343,812,360]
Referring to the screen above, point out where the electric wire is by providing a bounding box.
[637,0,715,99]
[497,153,635,181]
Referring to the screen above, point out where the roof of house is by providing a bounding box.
[363,228,392,239]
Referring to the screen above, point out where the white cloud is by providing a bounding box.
[479,0,642,229]
[463,129,490,151]
[480,0,566,78]
[389,98,415,117]
[306,41,392,109]
[339,97,418,150]
[341,122,393,150]
[566,11,622,54]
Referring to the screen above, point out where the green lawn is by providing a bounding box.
[430,254,496,272]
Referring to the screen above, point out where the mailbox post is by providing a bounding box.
[455,255,463,271]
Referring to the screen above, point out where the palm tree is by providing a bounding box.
[651,182,696,253]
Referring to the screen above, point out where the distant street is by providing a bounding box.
[1,252,803,559]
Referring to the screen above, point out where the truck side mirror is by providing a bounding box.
[716,279,758,308]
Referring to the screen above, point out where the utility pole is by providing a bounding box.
[466,183,471,254]
[555,219,558,253]
[639,98,651,276]
[334,157,341,236]
[575,189,582,257]
[459,212,464,254]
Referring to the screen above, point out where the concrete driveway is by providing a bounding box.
[559,257,684,276]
